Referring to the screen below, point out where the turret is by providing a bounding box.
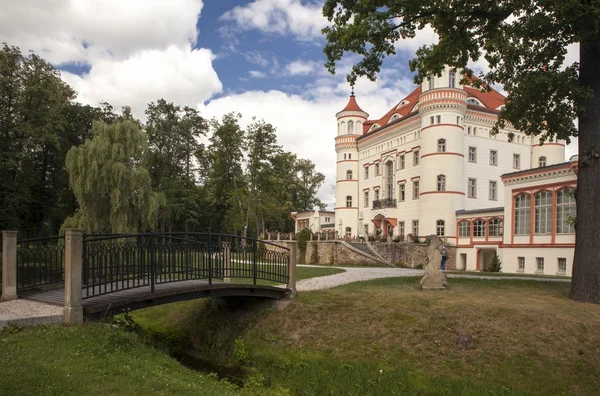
[531,135,567,168]
[418,66,467,238]
[334,91,366,237]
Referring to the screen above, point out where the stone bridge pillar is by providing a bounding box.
[222,241,231,283]
[64,229,84,325]
[287,242,297,298]
[1,231,18,302]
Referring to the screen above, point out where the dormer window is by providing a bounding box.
[389,114,401,123]
[467,98,482,106]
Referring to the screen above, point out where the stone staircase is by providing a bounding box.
[346,242,392,267]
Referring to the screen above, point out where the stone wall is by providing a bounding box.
[264,240,456,269]
[368,242,456,270]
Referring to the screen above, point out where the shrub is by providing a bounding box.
[486,254,502,272]
[415,263,424,269]
[296,228,311,263]
[392,238,400,243]
[484,254,502,272]
[379,236,387,242]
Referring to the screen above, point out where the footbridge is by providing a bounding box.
[1,230,296,323]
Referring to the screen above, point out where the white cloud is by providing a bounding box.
[220,0,327,41]
[285,60,320,76]
[0,0,203,65]
[62,45,222,119]
[0,0,222,122]
[249,70,267,78]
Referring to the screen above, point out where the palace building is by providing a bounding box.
[292,66,578,275]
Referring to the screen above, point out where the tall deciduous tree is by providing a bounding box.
[145,99,207,232]
[322,0,600,303]
[0,43,76,236]
[63,120,162,233]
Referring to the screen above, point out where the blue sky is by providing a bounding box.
[0,0,578,208]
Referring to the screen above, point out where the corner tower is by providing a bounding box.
[531,135,567,168]
[418,67,468,238]
[334,91,368,237]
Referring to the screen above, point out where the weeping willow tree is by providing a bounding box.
[62,120,163,234]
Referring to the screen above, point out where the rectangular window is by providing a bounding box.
[412,220,419,237]
[364,166,369,179]
[468,178,477,198]
[374,190,379,201]
[399,184,406,202]
[518,257,525,271]
[490,150,498,166]
[536,257,544,272]
[364,191,369,208]
[459,221,470,237]
[534,191,552,235]
[413,181,420,199]
[456,116,460,125]
[513,154,521,169]
[375,163,380,175]
[489,181,497,201]
[399,222,405,239]
[558,258,567,274]
[436,115,441,124]
[539,156,547,167]
[429,75,434,90]
[556,188,576,234]
[348,154,351,159]
[468,147,477,163]
[400,155,405,169]
[514,194,531,235]
[430,116,434,125]
[414,150,420,166]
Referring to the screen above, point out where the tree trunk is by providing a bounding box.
[570,35,600,303]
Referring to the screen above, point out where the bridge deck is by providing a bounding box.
[20,280,290,317]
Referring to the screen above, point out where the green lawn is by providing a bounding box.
[0,323,240,396]
[134,277,600,395]
[2,276,598,395]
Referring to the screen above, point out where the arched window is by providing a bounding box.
[539,156,547,167]
[556,188,576,234]
[345,227,352,237]
[437,139,446,152]
[386,161,394,199]
[467,126,471,135]
[449,70,456,88]
[534,191,552,235]
[437,175,446,192]
[429,74,435,90]
[348,120,354,134]
[514,193,531,235]
[473,219,486,237]
[489,218,503,237]
[346,195,352,207]
[346,170,353,180]
[459,221,470,237]
[436,220,445,236]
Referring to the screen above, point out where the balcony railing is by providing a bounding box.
[372,198,397,209]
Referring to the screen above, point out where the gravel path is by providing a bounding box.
[296,265,570,291]
[0,299,62,320]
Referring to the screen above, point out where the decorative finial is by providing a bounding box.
[351,86,355,97]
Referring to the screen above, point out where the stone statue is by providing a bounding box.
[419,235,448,290]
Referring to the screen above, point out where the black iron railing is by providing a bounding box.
[372,198,397,209]
[16,236,65,290]
[81,232,290,299]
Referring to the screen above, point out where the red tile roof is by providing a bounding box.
[340,94,366,113]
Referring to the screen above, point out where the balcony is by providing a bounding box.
[372,198,397,209]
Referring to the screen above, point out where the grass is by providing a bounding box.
[133,277,600,395]
[446,270,571,279]
[0,323,241,396]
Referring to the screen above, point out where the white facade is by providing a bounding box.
[334,66,565,241]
